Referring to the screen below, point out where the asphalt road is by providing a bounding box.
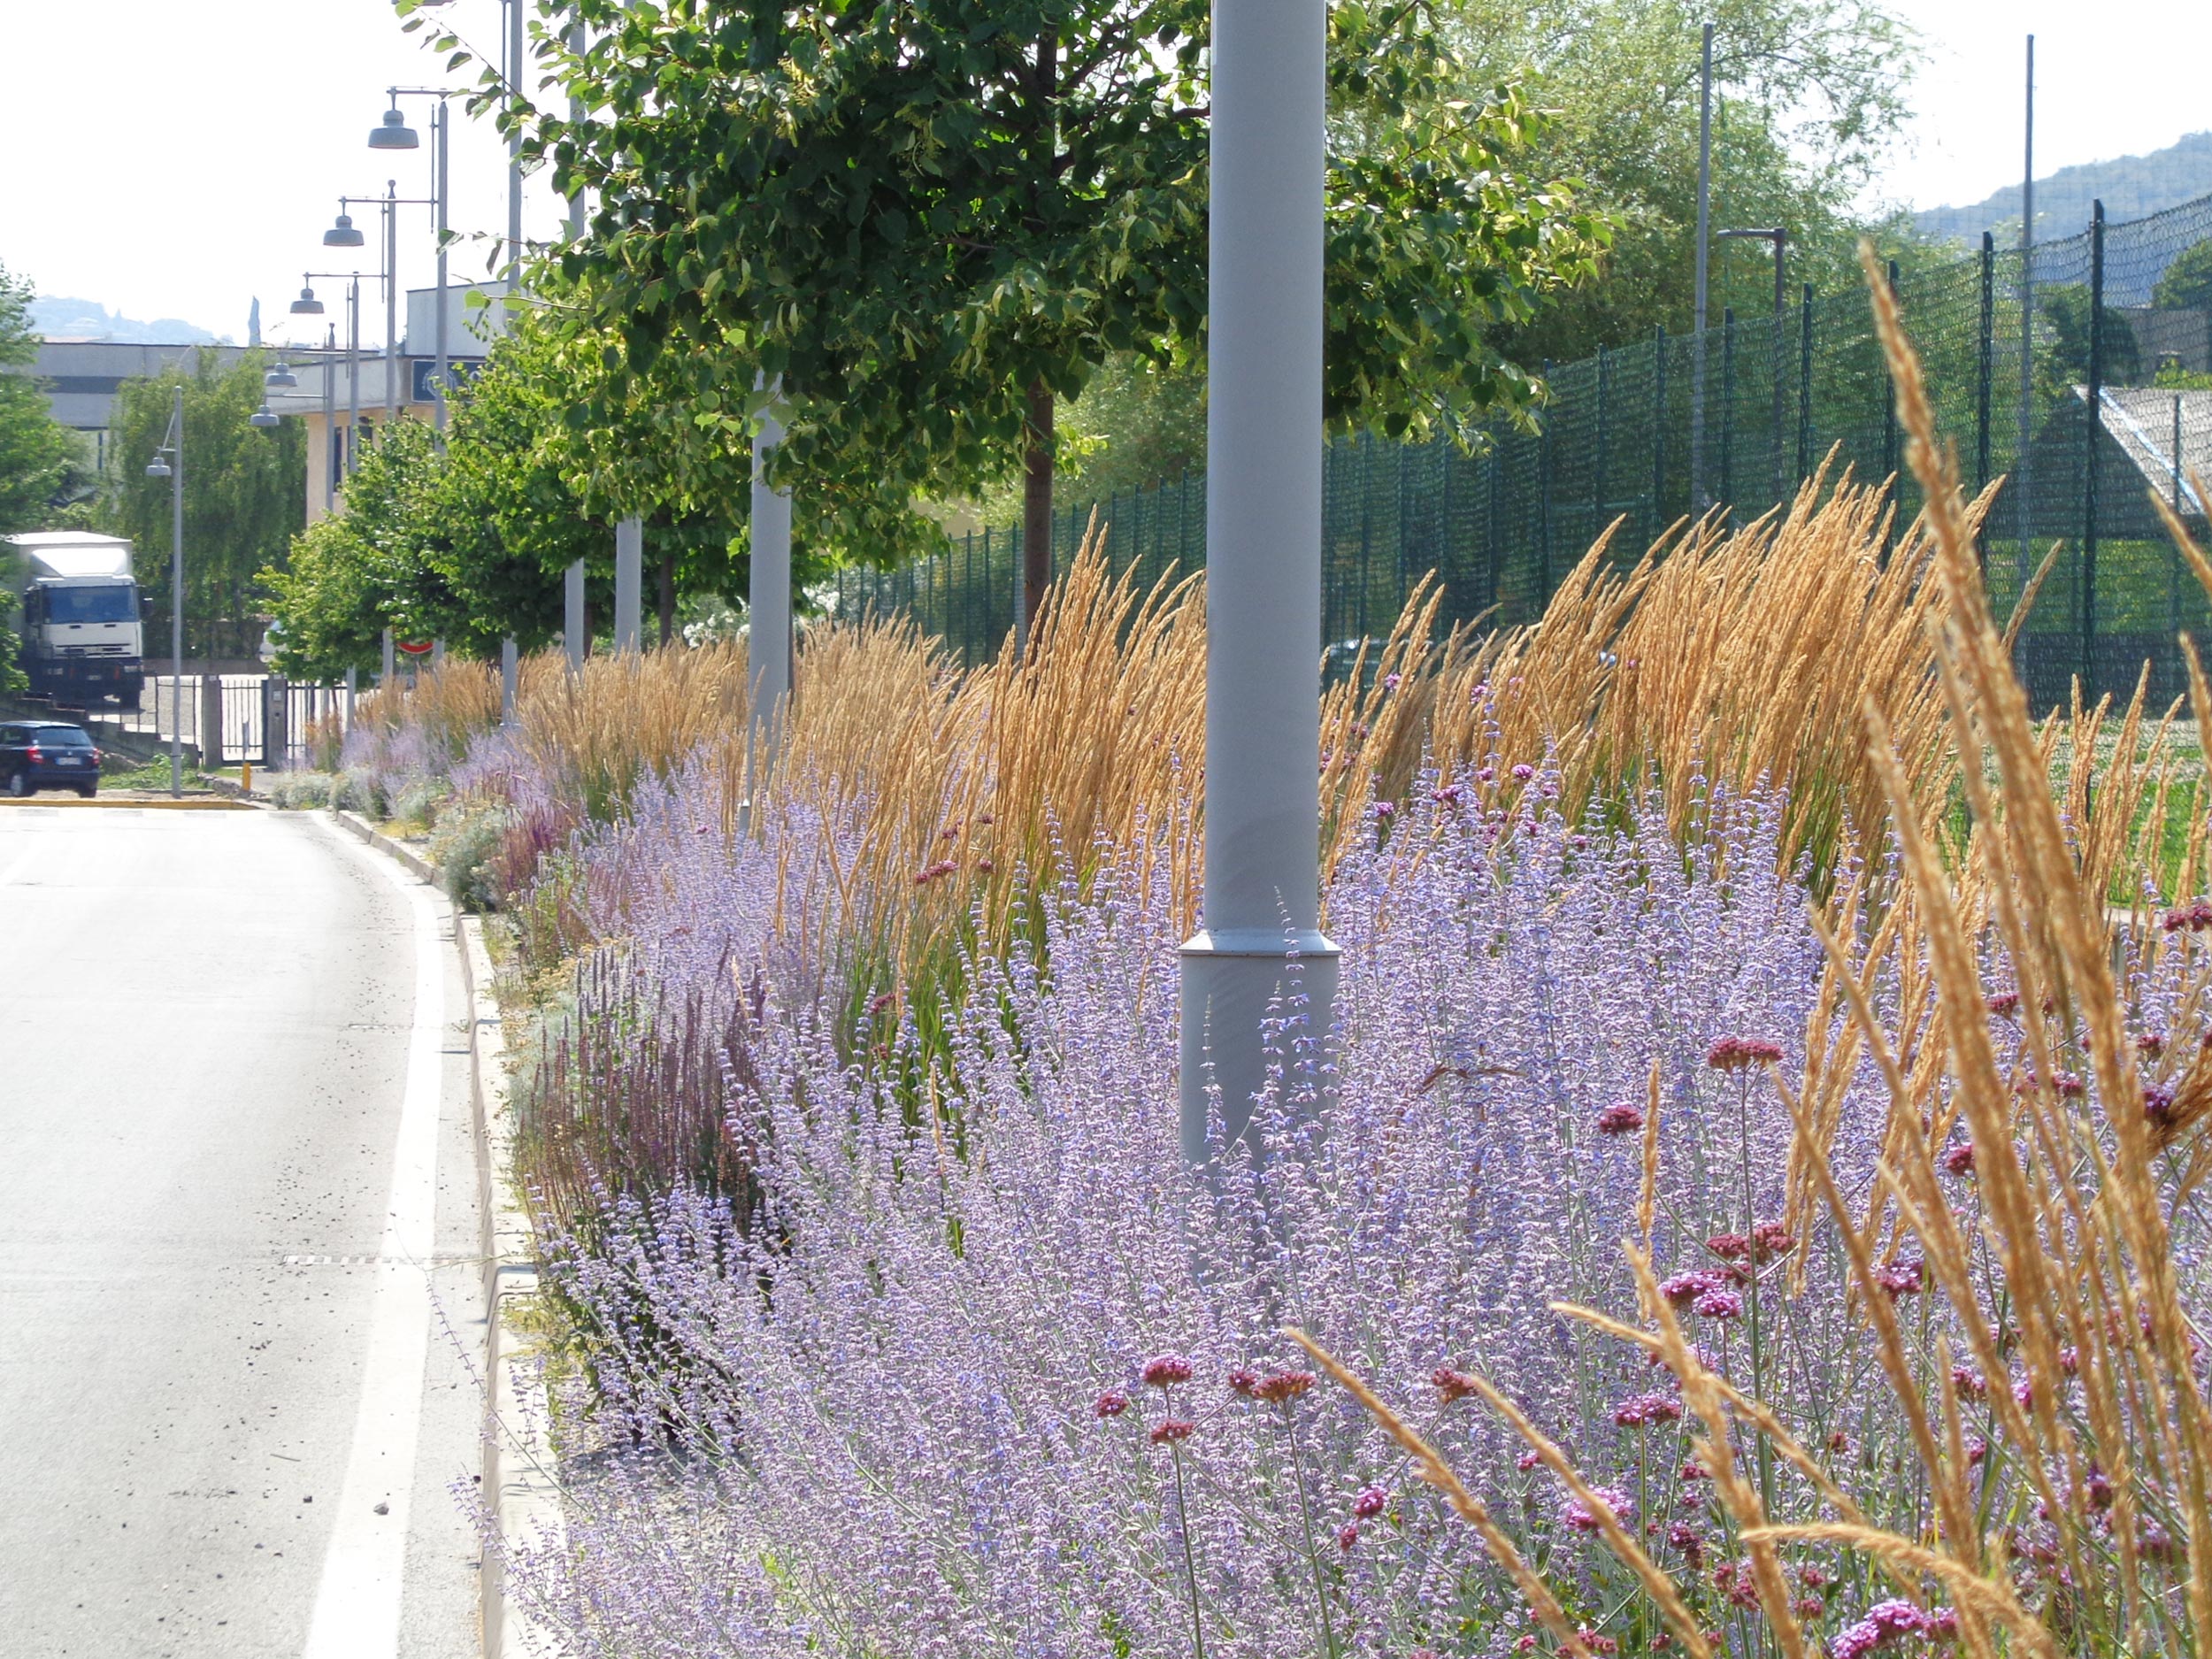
[0,804,483,1658]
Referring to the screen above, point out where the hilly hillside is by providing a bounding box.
[30,296,223,345]
[1915,131,2212,245]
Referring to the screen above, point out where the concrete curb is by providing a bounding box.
[0,794,256,810]
[329,810,565,1659]
[334,808,440,887]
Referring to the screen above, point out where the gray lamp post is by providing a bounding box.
[749,380,793,772]
[325,195,408,443]
[144,389,184,798]
[366,91,455,434]
[1177,0,1336,1164]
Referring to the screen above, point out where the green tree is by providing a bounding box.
[2039,282,2141,393]
[0,264,83,693]
[1437,0,1922,363]
[470,0,1603,629]
[105,350,306,657]
[2152,241,2212,315]
[263,302,785,672]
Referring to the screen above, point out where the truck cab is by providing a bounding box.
[3,533,148,708]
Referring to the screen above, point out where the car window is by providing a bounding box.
[33,726,93,747]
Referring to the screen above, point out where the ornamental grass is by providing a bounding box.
[1297,250,2212,1659]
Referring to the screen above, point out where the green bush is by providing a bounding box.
[266,772,334,810]
[430,800,509,912]
[390,776,450,832]
[334,768,386,818]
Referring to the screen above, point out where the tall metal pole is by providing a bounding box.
[1178,0,1336,1162]
[507,0,525,279]
[566,11,590,669]
[749,382,794,770]
[1690,21,1715,513]
[614,517,642,649]
[321,319,337,513]
[347,281,361,480]
[503,0,526,705]
[433,101,450,434]
[169,388,184,800]
[2015,35,2036,588]
[384,182,400,431]
[1770,232,1786,504]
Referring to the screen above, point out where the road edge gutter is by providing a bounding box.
[332,808,565,1659]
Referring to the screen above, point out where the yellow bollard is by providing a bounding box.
[241,760,252,795]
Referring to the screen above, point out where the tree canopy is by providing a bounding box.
[439,0,1604,616]
[1438,0,1923,363]
[2153,242,2212,316]
[261,303,795,679]
[0,262,84,694]
[105,349,306,658]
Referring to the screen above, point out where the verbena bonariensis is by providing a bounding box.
[494,777,1989,1659]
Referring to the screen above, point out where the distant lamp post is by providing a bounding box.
[290,280,326,317]
[369,104,419,150]
[323,211,365,250]
[368,87,456,432]
[144,388,185,799]
[265,361,298,389]
[249,403,280,429]
[1717,227,1789,503]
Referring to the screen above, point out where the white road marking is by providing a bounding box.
[302,823,446,1659]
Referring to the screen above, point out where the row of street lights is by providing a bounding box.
[149,4,1343,1158]
[143,72,467,793]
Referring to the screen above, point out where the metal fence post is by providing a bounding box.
[263,674,288,770]
[1719,312,1736,517]
[1652,326,1668,532]
[2083,198,2105,693]
[201,674,225,770]
[1594,346,1609,531]
[1539,360,1554,594]
[1797,283,1815,483]
[1882,260,1901,561]
[1976,232,1995,496]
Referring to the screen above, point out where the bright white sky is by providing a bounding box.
[0,0,2208,342]
[1878,0,2212,214]
[0,0,565,347]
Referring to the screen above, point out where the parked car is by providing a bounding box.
[0,720,103,797]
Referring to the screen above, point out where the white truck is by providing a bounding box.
[2,532,150,708]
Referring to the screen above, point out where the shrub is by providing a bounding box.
[266,772,333,810]
[428,797,509,911]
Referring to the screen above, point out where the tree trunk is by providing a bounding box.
[657,551,676,648]
[1021,375,1054,647]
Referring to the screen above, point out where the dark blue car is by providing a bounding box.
[0,721,102,797]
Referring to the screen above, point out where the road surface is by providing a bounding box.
[0,803,483,1657]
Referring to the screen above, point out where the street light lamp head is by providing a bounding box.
[250,403,281,429]
[265,361,298,389]
[323,211,365,249]
[145,456,172,479]
[369,106,420,150]
[290,282,324,317]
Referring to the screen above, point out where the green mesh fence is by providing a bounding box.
[836,191,2212,710]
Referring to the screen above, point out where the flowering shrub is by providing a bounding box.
[488,778,1963,1658]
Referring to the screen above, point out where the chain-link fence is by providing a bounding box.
[835,191,2212,709]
